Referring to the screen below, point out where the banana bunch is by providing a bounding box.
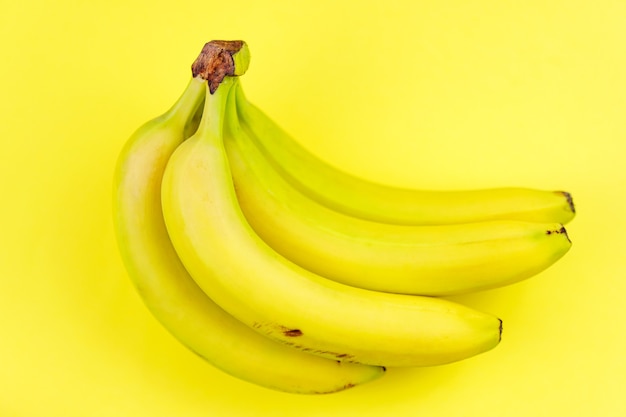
[113,41,575,394]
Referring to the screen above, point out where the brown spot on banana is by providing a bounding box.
[254,322,302,337]
[255,322,355,360]
[292,344,356,361]
[546,224,570,243]
[271,324,304,337]
[283,328,303,337]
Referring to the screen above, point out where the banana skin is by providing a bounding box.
[113,64,385,393]
[234,82,576,226]
[161,76,503,368]
[224,82,572,295]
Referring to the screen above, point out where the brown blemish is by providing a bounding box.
[274,324,303,337]
[309,349,355,361]
[311,382,358,395]
[259,323,356,360]
[191,40,245,94]
[338,383,357,392]
[283,328,303,337]
[498,318,503,342]
[286,342,356,361]
[546,224,571,243]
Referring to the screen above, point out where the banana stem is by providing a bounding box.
[191,40,250,94]
[225,79,242,135]
[195,78,235,142]
[163,76,206,129]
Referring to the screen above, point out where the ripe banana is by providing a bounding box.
[160,74,503,368]
[233,82,576,226]
[113,45,385,394]
[223,86,572,295]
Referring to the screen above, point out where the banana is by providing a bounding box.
[112,43,385,394]
[161,74,503,368]
[223,86,572,296]
[233,82,576,226]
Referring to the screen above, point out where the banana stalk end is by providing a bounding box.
[192,40,250,94]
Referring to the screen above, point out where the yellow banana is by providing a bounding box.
[161,75,503,368]
[112,43,385,394]
[223,84,572,296]
[234,82,576,226]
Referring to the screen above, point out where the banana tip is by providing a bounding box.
[546,224,571,244]
[556,190,576,214]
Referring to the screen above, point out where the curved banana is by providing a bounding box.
[234,82,576,226]
[223,88,572,296]
[113,46,385,394]
[161,75,503,368]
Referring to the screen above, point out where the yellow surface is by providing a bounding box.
[1,0,625,415]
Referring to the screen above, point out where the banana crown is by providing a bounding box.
[191,40,250,94]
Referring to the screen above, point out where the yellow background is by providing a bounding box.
[1,0,625,415]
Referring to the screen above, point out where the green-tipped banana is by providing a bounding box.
[112,42,385,394]
[234,82,575,226]
[223,84,571,295]
[161,76,503,368]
